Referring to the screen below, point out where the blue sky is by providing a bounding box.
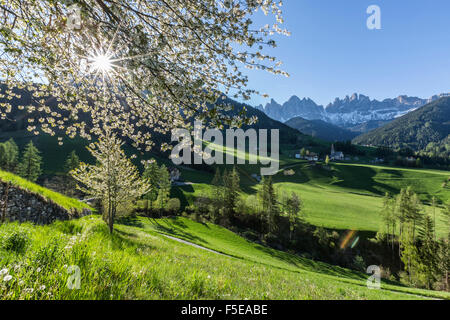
[244,0,450,107]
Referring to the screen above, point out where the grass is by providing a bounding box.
[1,215,449,300]
[0,169,91,213]
[175,161,450,237]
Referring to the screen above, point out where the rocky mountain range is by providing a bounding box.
[256,93,450,128]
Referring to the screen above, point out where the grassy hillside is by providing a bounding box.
[1,215,448,300]
[175,161,450,237]
[353,97,450,155]
[0,169,90,213]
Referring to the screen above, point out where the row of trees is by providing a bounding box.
[379,188,450,290]
[0,139,42,182]
[142,161,173,212]
[192,167,303,241]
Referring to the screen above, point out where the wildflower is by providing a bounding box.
[36,267,42,273]
[39,285,46,290]
[3,275,13,282]
[0,268,8,275]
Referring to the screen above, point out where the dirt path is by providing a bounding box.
[157,232,232,258]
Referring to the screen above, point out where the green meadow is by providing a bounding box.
[1,215,449,300]
[175,159,450,237]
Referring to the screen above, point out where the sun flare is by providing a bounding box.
[90,54,113,73]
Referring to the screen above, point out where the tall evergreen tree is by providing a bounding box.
[285,192,302,240]
[258,176,279,234]
[419,214,437,289]
[210,168,224,221]
[64,150,80,173]
[17,141,42,182]
[223,167,240,221]
[380,193,396,249]
[142,160,161,209]
[0,139,19,172]
[64,150,81,195]
[156,165,171,210]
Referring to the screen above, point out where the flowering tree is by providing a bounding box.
[71,131,150,233]
[0,0,288,150]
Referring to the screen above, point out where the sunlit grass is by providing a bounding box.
[0,170,91,213]
[1,216,448,300]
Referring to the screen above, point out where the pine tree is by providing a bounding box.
[419,214,437,289]
[156,164,171,210]
[258,176,279,234]
[400,225,425,287]
[64,150,80,173]
[71,132,150,233]
[142,160,160,209]
[17,141,42,182]
[286,192,302,240]
[210,168,224,221]
[223,167,240,221]
[437,236,449,291]
[0,139,19,172]
[380,193,396,249]
[64,150,80,195]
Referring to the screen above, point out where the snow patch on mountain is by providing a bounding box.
[257,93,449,127]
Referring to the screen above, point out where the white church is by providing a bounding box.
[330,144,344,161]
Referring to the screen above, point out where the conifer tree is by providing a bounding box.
[17,141,42,182]
[419,214,437,289]
[142,160,161,209]
[258,176,279,234]
[64,150,81,195]
[210,168,224,221]
[65,150,80,173]
[285,192,302,240]
[156,165,171,210]
[223,167,240,221]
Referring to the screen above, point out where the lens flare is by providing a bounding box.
[90,54,113,73]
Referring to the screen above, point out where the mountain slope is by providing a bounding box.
[353,97,450,152]
[285,116,358,142]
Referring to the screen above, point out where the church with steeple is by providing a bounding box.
[330,144,344,161]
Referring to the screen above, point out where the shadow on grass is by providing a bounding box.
[253,243,366,281]
[108,227,157,252]
[149,217,208,245]
[116,216,144,228]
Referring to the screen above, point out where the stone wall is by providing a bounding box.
[0,180,90,224]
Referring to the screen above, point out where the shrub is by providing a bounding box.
[166,198,181,213]
[1,230,30,253]
[352,255,366,272]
